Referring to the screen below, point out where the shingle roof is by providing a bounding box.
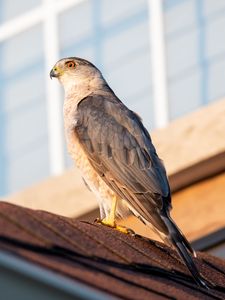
[0,201,225,300]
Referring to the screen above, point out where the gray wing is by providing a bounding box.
[75,93,171,233]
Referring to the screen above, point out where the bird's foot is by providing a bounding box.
[95,218,135,235]
[115,225,135,235]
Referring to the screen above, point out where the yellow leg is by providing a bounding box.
[97,197,135,235]
[101,196,117,227]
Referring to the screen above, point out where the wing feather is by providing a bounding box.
[75,94,171,233]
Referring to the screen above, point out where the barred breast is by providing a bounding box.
[63,96,116,219]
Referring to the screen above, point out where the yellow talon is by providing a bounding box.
[95,218,135,235]
[95,196,135,235]
[115,225,135,235]
[100,218,116,228]
[95,217,115,228]
[95,217,116,229]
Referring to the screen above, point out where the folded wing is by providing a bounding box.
[75,93,171,233]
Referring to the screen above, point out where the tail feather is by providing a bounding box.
[161,213,209,289]
[167,215,196,257]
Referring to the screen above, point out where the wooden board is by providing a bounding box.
[152,97,225,175]
[5,168,96,217]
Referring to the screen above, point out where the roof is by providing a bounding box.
[0,202,225,300]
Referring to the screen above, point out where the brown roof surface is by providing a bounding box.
[0,202,225,300]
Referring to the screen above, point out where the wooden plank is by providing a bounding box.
[171,172,225,241]
[169,151,225,192]
[5,168,96,218]
[152,98,225,175]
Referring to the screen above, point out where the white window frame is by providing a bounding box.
[148,0,169,128]
[0,0,169,176]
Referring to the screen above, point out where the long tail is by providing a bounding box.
[161,212,209,289]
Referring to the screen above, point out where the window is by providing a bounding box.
[1,0,225,197]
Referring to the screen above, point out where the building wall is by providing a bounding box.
[0,0,225,196]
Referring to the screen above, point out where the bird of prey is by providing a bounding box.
[50,57,208,288]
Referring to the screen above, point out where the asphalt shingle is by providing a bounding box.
[0,202,225,300]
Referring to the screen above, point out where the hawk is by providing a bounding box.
[50,57,208,288]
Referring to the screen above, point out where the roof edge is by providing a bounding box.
[0,250,115,300]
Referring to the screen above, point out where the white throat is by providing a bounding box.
[60,72,105,106]
[62,72,106,133]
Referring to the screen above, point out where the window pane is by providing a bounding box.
[101,0,147,28]
[0,24,49,196]
[58,0,93,52]
[0,0,41,24]
[164,0,225,120]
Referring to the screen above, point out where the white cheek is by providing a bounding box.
[61,75,75,91]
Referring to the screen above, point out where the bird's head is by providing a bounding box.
[50,57,104,94]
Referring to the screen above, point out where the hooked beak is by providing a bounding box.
[50,69,56,79]
[50,67,62,79]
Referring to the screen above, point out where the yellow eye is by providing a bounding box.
[66,61,75,68]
